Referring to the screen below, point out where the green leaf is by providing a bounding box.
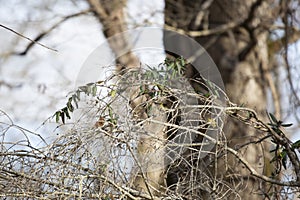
[203,93,210,98]
[108,107,113,118]
[60,111,65,124]
[86,82,94,86]
[180,57,185,66]
[172,69,176,78]
[79,86,88,93]
[67,101,74,112]
[139,85,144,94]
[175,60,181,69]
[108,107,117,125]
[87,85,92,95]
[267,123,277,127]
[268,113,278,124]
[76,90,81,101]
[281,151,287,169]
[55,111,60,123]
[92,85,97,96]
[292,140,300,149]
[271,126,283,135]
[281,123,293,127]
[62,107,70,119]
[168,62,174,70]
[72,94,79,108]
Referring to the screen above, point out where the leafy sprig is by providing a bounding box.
[53,82,99,124]
[267,113,297,171]
[53,57,188,124]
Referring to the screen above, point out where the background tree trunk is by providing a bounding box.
[87,0,139,68]
[164,0,278,199]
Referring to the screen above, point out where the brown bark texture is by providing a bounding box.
[164,0,279,199]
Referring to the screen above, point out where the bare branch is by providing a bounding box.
[165,21,239,37]
[226,146,300,187]
[14,9,91,55]
[0,24,58,53]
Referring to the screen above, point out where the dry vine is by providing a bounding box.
[1,60,299,199]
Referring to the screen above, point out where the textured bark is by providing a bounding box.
[164,0,278,199]
[87,0,139,68]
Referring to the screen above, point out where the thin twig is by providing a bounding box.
[165,21,239,37]
[0,24,57,53]
[226,146,300,187]
[15,9,91,55]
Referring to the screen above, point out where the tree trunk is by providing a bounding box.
[87,0,139,68]
[164,0,278,199]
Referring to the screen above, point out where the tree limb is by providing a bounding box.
[13,9,91,55]
[0,23,58,53]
